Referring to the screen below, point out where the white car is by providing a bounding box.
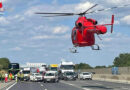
[79,72,92,80]
[43,71,59,83]
[30,73,43,82]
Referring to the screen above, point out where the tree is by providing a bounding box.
[107,65,114,68]
[113,53,130,67]
[0,58,10,69]
[95,65,106,69]
[75,63,92,69]
[0,65,3,71]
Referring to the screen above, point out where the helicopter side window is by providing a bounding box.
[73,30,77,40]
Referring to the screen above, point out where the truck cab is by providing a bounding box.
[59,61,75,73]
[48,64,58,71]
[22,67,30,81]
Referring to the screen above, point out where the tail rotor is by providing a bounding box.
[111,15,114,33]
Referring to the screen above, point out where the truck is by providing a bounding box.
[22,67,31,81]
[48,64,58,71]
[39,66,46,73]
[9,63,20,75]
[59,61,75,74]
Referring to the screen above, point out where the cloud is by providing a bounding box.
[24,6,37,17]
[21,42,45,48]
[10,47,22,51]
[99,18,120,25]
[0,17,10,25]
[31,33,70,40]
[53,26,70,34]
[75,1,94,12]
[9,14,25,22]
[1,40,8,44]
[97,32,130,51]
[106,0,130,5]
[31,35,53,40]
[0,28,7,34]
[121,15,130,25]
[103,38,113,42]
[34,25,44,31]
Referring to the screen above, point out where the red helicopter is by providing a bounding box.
[35,4,130,53]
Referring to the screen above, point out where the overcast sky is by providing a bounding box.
[0,0,130,66]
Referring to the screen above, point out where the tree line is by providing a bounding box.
[75,53,130,69]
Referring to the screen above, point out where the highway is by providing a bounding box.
[8,80,130,90]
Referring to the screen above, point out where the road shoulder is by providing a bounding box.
[0,80,16,90]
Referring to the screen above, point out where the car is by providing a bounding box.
[63,72,76,81]
[58,73,65,80]
[43,71,59,83]
[30,73,43,82]
[79,72,92,80]
[74,72,78,78]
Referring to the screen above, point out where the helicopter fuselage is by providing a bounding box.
[71,16,107,47]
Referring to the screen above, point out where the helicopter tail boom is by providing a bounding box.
[97,15,114,33]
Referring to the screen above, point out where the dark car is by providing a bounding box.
[74,72,78,78]
[63,72,76,81]
[58,73,64,80]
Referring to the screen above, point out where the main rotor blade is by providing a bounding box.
[86,4,130,14]
[35,12,74,15]
[35,4,98,16]
[42,14,74,17]
[82,4,98,14]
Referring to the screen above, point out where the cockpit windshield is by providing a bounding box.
[60,65,74,70]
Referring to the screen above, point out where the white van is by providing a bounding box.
[30,73,43,81]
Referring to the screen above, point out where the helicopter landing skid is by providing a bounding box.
[91,44,100,50]
[69,47,78,53]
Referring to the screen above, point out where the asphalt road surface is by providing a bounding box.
[8,80,130,90]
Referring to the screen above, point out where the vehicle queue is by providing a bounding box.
[15,69,93,83]
[0,61,93,83]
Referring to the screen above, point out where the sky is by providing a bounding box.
[0,0,130,67]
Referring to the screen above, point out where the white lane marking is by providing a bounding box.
[6,82,17,90]
[40,84,47,90]
[95,83,102,85]
[68,83,74,86]
[122,87,129,90]
[82,88,91,90]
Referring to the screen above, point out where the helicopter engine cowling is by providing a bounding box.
[77,22,82,27]
[87,19,98,25]
[75,22,83,28]
[96,25,107,34]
